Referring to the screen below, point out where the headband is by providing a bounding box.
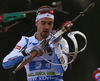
[35,13,54,22]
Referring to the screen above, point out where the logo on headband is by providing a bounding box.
[47,14,50,16]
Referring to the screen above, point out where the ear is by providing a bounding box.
[35,22,37,27]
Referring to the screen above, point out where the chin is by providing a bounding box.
[42,35,49,39]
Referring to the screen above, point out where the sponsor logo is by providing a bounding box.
[28,71,56,77]
[29,60,51,71]
[59,56,65,64]
[15,45,21,50]
[47,14,50,16]
[28,75,62,81]
[29,42,32,45]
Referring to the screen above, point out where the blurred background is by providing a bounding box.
[0,0,99,81]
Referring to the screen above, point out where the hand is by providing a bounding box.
[65,21,73,29]
[62,21,73,27]
[25,39,50,56]
[25,45,42,56]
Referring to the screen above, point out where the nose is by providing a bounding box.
[44,24,49,29]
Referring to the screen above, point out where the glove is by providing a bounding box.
[22,39,49,56]
[25,45,43,56]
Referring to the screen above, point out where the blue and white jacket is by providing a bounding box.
[2,32,69,81]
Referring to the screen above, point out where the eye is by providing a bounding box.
[41,22,46,25]
[48,22,53,25]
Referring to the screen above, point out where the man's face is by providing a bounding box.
[35,17,54,39]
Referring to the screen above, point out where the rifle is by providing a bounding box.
[11,2,95,74]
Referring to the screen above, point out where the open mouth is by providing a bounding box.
[43,31,49,34]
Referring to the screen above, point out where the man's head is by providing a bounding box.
[35,5,54,40]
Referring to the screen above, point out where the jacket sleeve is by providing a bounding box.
[2,36,27,69]
[53,38,69,73]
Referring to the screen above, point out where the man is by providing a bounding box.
[2,5,73,81]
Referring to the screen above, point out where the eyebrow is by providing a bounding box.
[41,21,54,23]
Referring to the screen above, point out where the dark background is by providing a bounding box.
[0,0,100,81]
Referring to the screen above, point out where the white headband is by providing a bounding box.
[35,13,54,22]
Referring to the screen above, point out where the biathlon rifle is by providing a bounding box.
[11,2,95,74]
